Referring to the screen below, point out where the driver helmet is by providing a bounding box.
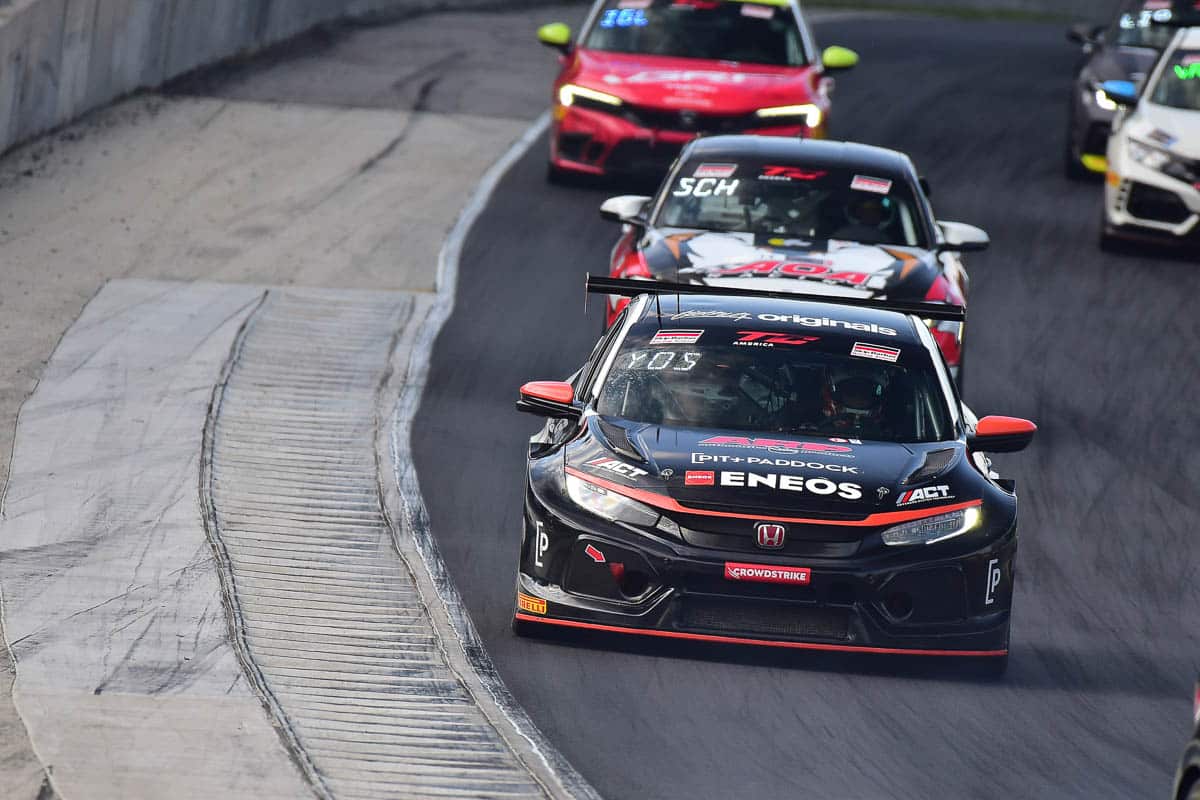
[825,373,885,427]
[844,194,896,230]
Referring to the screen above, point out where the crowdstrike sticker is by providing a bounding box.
[685,470,715,486]
[851,342,901,363]
[724,562,811,585]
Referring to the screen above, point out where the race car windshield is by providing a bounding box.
[596,325,953,443]
[654,161,928,247]
[1114,3,1179,49]
[583,0,807,67]
[1151,50,1200,110]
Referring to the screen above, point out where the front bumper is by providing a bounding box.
[516,493,1015,656]
[1105,147,1200,242]
[551,104,818,177]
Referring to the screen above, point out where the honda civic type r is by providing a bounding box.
[1100,25,1200,248]
[536,0,858,180]
[600,136,989,385]
[512,279,1036,669]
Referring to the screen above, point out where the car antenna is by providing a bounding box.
[654,293,662,327]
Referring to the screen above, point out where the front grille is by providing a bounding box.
[677,596,850,640]
[1126,182,1192,225]
[606,140,684,174]
[625,106,761,134]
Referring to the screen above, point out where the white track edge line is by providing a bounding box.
[389,113,602,800]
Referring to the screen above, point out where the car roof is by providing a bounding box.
[632,293,924,346]
[681,136,919,183]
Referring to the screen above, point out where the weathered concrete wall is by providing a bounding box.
[0,0,558,155]
[811,0,1119,18]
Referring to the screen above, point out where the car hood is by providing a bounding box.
[569,50,817,113]
[1128,103,1200,161]
[569,418,971,520]
[640,229,940,300]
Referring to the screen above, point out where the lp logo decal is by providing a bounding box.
[985,558,1001,605]
[534,521,549,569]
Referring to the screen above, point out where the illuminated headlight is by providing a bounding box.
[559,84,623,108]
[1092,88,1118,112]
[1128,138,1172,171]
[755,103,823,127]
[881,506,981,547]
[566,473,660,527]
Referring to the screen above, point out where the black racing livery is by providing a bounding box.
[602,136,988,383]
[512,279,1036,670]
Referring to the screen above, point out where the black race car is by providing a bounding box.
[512,278,1036,671]
[600,136,988,386]
[1173,676,1200,800]
[1064,0,1175,180]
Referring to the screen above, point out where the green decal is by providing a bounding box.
[1176,63,1200,80]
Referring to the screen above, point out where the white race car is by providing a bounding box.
[1099,25,1200,249]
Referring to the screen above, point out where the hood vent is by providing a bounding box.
[902,448,957,485]
[598,418,647,463]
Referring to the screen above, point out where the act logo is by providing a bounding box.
[896,486,953,506]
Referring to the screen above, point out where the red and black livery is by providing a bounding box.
[512,278,1035,671]
[600,137,989,384]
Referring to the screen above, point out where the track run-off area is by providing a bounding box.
[0,4,1195,800]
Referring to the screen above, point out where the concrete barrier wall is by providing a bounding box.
[0,0,556,155]
[812,0,1119,19]
[0,0,1124,158]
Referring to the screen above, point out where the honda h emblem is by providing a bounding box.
[755,523,786,550]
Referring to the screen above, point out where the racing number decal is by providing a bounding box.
[673,177,740,198]
[624,351,702,371]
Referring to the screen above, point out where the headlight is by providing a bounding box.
[755,103,823,127]
[559,83,623,108]
[1092,87,1118,112]
[881,506,981,547]
[1128,138,1172,170]
[566,473,660,527]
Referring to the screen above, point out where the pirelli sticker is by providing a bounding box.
[517,592,547,615]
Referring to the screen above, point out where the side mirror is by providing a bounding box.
[1066,22,1096,45]
[822,45,859,71]
[517,381,581,420]
[936,220,990,253]
[600,195,652,225]
[538,22,572,53]
[1098,79,1138,108]
[968,416,1037,453]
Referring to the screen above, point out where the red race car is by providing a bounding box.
[537,0,858,181]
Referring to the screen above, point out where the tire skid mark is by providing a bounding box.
[201,289,550,800]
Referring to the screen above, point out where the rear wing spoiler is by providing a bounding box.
[586,275,966,323]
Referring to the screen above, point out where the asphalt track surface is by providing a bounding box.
[413,15,1200,800]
